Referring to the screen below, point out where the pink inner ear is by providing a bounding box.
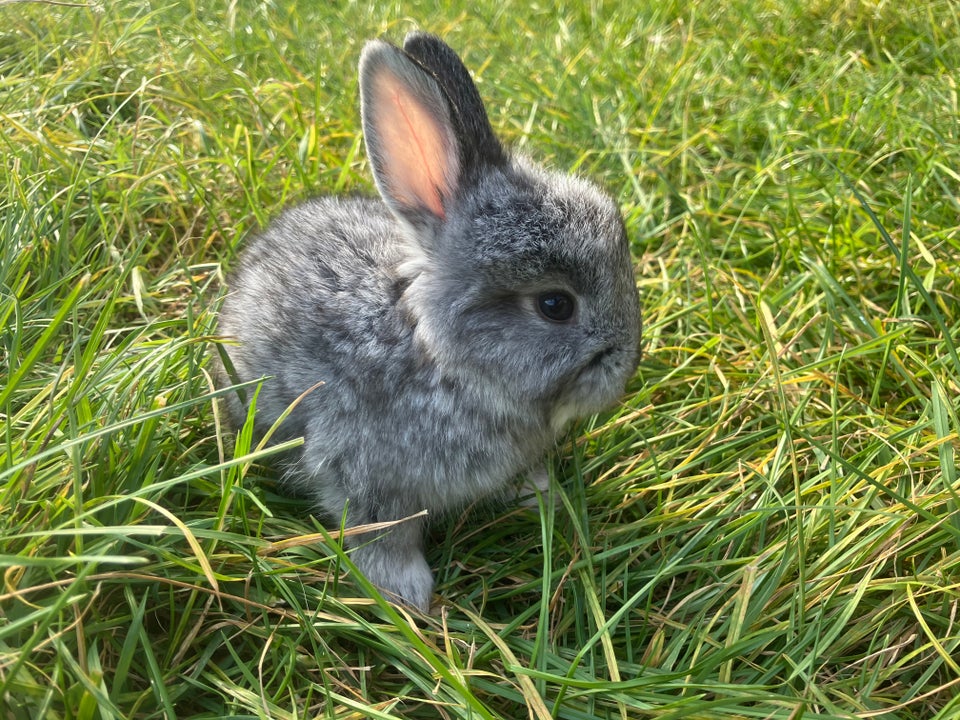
[372,71,458,219]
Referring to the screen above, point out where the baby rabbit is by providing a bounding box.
[215,32,640,611]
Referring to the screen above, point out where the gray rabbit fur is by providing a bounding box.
[215,32,641,611]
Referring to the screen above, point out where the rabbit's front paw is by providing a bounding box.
[515,466,558,510]
[352,537,434,612]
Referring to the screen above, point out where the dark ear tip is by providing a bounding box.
[402,31,443,52]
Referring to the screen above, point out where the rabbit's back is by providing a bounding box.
[217,197,408,434]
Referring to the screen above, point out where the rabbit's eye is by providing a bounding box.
[537,291,576,323]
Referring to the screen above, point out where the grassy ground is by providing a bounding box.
[2,0,959,718]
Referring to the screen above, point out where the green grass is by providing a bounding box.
[2,0,959,717]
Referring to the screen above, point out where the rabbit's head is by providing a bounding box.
[361,33,640,431]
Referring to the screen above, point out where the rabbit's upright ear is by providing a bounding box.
[359,40,462,228]
[401,33,506,172]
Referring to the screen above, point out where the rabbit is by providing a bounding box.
[214,31,641,612]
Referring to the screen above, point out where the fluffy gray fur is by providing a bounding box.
[214,32,641,611]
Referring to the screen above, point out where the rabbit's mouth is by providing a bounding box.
[576,341,633,382]
[565,344,632,397]
[586,344,616,370]
[545,344,634,432]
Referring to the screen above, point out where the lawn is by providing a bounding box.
[2,0,959,718]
